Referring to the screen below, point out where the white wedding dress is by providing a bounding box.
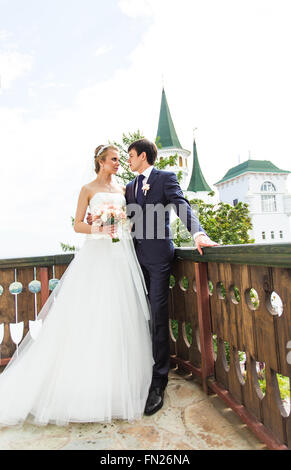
[0,192,154,426]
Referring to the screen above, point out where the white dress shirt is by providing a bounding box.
[135,165,204,241]
[134,166,154,197]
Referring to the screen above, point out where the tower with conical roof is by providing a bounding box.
[156,88,190,189]
[185,139,212,201]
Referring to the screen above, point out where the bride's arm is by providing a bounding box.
[74,186,95,234]
[74,186,117,236]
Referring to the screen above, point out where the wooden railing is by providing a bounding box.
[0,244,291,449]
[0,254,73,364]
[169,243,291,450]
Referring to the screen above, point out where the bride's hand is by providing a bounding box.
[86,212,92,225]
[91,224,117,237]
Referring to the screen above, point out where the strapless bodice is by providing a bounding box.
[89,191,126,210]
[87,192,127,240]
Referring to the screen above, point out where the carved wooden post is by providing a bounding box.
[195,261,214,394]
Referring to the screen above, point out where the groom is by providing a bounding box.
[126,139,217,415]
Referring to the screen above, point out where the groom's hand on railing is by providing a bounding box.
[195,234,219,256]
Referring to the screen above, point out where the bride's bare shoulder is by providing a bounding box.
[111,183,126,195]
[78,182,97,201]
[83,180,100,192]
[79,183,90,194]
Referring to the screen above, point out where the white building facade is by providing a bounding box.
[157,147,191,190]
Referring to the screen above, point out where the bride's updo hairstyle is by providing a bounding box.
[94,144,119,174]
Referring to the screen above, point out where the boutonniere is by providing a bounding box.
[142,183,150,195]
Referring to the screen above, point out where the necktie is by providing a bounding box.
[136,174,145,206]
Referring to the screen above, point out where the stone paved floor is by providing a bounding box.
[0,369,267,450]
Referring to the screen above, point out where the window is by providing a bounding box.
[271,231,275,239]
[179,156,183,167]
[261,181,277,212]
[261,195,277,212]
[279,231,283,239]
[261,181,276,192]
[262,231,266,240]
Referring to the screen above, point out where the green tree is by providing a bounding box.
[59,217,77,253]
[110,129,144,185]
[111,130,182,186]
[172,196,255,247]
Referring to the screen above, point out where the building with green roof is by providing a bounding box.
[215,158,291,243]
[215,160,290,185]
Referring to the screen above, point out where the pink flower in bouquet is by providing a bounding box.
[91,205,127,242]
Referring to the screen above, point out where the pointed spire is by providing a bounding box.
[187,140,211,192]
[156,88,182,149]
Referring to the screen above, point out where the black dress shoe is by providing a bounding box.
[144,387,164,416]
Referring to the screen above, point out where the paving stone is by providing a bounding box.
[0,370,266,450]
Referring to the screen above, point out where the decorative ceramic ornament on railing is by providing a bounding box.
[49,279,59,291]
[28,270,42,340]
[0,324,4,344]
[28,280,41,294]
[9,322,24,355]
[9,282,23,295]
[49,266,60,292]
[0,285,3,296]
[29,319,42,340]
[0,323,4,364]
[287,341,291,365]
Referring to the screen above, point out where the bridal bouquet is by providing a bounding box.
[92,205,127,243]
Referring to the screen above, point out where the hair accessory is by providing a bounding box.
[96,145,110,158]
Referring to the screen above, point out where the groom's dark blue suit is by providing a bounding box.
[125,167,205,390]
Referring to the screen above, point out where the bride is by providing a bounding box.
[0,144,154,426]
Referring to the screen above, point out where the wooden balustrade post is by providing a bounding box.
[195,261,214,394]
[40,267,49,308]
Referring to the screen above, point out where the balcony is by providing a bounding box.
[0,244,290,450]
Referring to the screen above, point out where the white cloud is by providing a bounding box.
[0,31,33,90]
[118,0,154,18]
[0,30,12,42]
[40,81,69,89]
[94,45,113,57]
[0,50,33,89]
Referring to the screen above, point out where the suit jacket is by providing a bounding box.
[125,167,206,265]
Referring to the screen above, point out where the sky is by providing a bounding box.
[1,0,291,258]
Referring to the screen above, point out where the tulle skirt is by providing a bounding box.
[0,235,154,426]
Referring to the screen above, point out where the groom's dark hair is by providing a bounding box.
[128,139,158,165]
